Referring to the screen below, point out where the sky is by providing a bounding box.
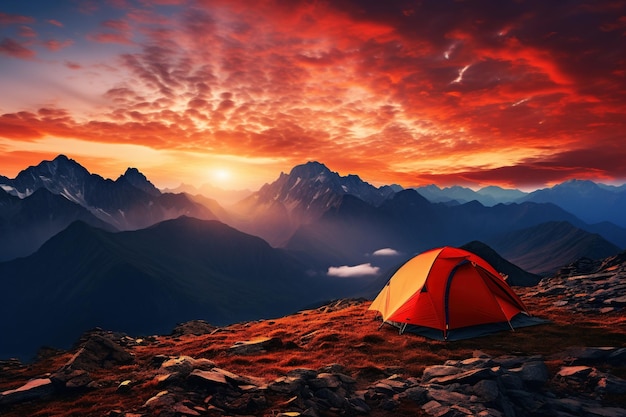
[1,0,625,191]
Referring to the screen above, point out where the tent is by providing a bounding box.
[369,246,537,340]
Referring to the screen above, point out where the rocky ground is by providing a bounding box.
[1,253,625,417]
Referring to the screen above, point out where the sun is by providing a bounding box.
[210,168,232,185]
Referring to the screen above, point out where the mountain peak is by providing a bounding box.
[36,154,89,176]
[118,167,161,196]
[288,161,333,180]
[557,179,599,189]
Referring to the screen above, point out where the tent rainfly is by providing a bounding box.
[369,246,533,340]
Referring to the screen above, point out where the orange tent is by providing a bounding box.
[369,246,531,340]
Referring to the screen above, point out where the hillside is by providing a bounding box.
[0,217,350,361]
[0,188,117,261]
[488,221,622,274]
[1,255,625,416]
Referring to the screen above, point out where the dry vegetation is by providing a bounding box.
[1,292,625,416]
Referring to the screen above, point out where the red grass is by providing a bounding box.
[1,296,625,416]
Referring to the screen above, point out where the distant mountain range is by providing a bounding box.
[1,155,625,359]
[414,180,626,228]
[414,184,526,206]
[1,155,624,270]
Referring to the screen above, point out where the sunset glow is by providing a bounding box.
[1,1,625,190]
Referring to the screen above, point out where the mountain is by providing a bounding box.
[0,155,224,260]
[287,189,588,265]
[460,240,541,286]
[414,184,527,206]
[360,240,539,300]
[0,217,348,360]
[117,167,160,196]
[476,185,527,203]
[0,187,116,261]
[163,182,254,206]
[230,161,397,246]
[0,155,221,230]
[486,221,622,274]
[521,180,626,228]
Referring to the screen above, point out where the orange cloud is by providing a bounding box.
[0,0,625,190]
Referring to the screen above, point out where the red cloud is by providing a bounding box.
[65,61,82,69]
[42,39,73,51]
[47,19,64,27]
[102,19,130,31]
[0,37,35,59]
[1,0,625,189]
[18,26,37,38]
[0,12,34,25]
[88,32,133,44]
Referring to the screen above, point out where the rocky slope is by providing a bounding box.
[1,251,625,417]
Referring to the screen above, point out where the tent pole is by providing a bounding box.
[399,322,407,335]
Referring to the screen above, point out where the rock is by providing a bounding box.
[287,368,318,380]
[582,405,626,417]
[0,378,55,405]
[428,367,494,385]
[422,365,463,382]
[561,347,616,364]
[268,376,304,394]
[498,373,524,390]
[547,397,586,414]
[401,386,428,403]
[309,373,341,389]
[159,355,215,377]
[596,374,626,394]
[50,368,93,390]
[473,379,500,402]
[170,320,217,337]
[604,295,626,305]
[348,396,371,413]
[427,387,473,404]
[458,357,495,368]
[144,390,175,409]
[557,366,594,379]
[187,369,229,386]
[0,358,23,371]
[212,367,265,387]
[64,335,133,371]
[608,348,626,365]
[117,380,132,393]
[510,360,548,387]
[229,337,283,355]
[373,382,396,396]
[172,402,202,415]
[315,387,346,408]
[422,399,466,417]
